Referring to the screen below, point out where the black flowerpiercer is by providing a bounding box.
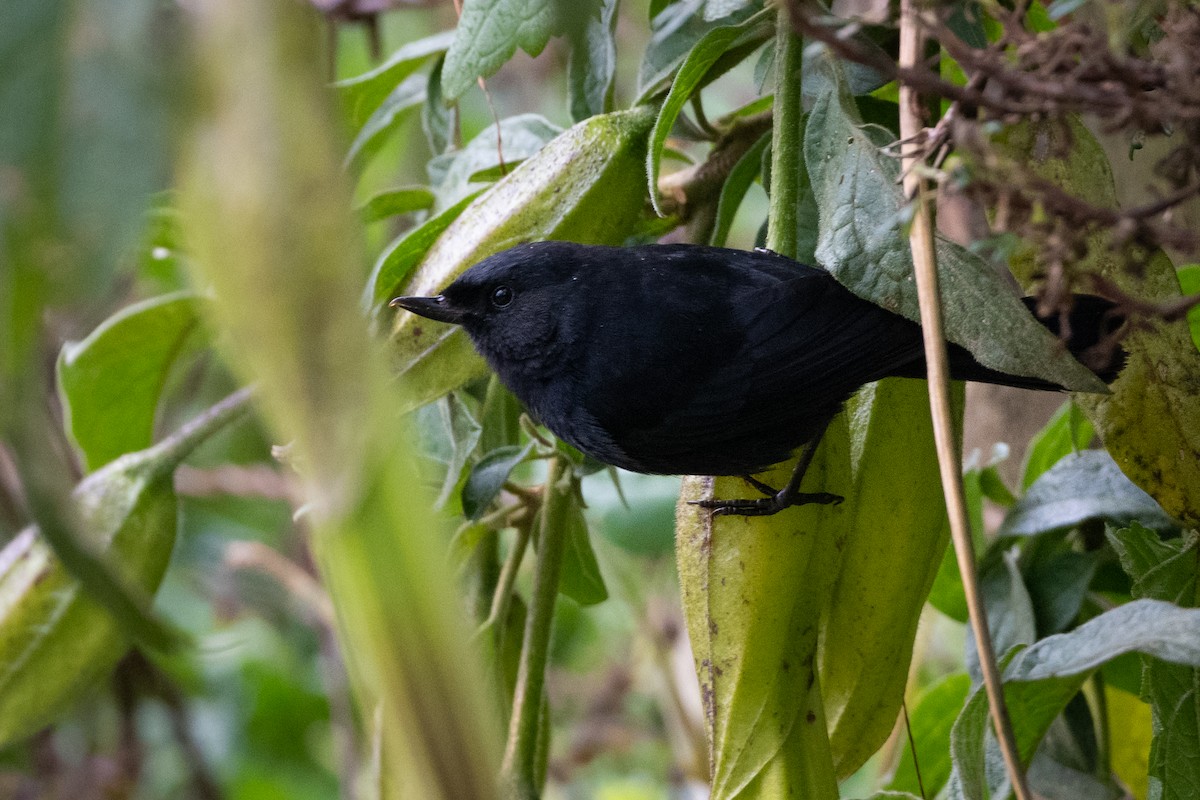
[392,241,1123,515]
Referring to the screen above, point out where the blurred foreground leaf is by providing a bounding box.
[180,1,500,796]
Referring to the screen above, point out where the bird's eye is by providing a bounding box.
[491,285,514,308]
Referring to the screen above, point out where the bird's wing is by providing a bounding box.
[606,268,926,475]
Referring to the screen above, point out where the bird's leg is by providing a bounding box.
[691,417,843,517]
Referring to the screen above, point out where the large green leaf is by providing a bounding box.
[819,378,957,778]
[58,292,203,471]
[676,417,851,800]
[388,107,656,414]
[803,59,1106,393]
[442,0,564,100]
[993,117,1200,527]
[949,599,1200,800]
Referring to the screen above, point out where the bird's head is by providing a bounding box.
[391,240,593,364]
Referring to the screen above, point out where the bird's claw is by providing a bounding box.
[689,491,843,517]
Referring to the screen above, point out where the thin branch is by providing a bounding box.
[896,4,1032,800]
[501,456,571,799]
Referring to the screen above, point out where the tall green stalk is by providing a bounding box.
[767,6,840,798]
[502,456,572,799]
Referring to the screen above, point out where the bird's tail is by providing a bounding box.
[897,295,1127,391]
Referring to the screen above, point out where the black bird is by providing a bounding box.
[392,241,1122,515]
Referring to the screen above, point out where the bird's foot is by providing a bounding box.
[690,476,843,517]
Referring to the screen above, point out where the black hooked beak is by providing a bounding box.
[389,294,466,325]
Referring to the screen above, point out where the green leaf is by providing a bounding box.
[335,30,455,129]
[647,9,771,214]
[997,450,1176,537]
[468,161,530,184]
[0,393,250,747]
[58,292,203,471]
[820,378,957,778]
[979,465,1016,507]
[636,0,763,101]
[950,599,1200,800]
[344,73,426,173]
[1108,523,1198,606]
[357,185,435,223]
[442,0,559,100]
[566,0,618,122]
[389,107,656,414]
[709,130,769,247]
[1177,263,1200,352]
[928,542,968,622]
[416,393,484,511]
[422,55,455,155]
[1013,599,1200,680]
[888,673,972,797]
[1022,544,1096,635]
[676,415,852,799]
[428,114,562,210]
[556,502,608,606]
[968,550,1037,681]
[994,117,1200,528]
[1104,685,1152,800]
[1107,525,1200,800]
[461,443,534,520]
[1022,400,1095,490]
[368,190,483,311]
[803,59,1108,393]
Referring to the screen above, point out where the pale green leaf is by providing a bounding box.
[998,451,1176,537]
[442,0,558,100]
[58,293,203,471]
[336,30,455,129]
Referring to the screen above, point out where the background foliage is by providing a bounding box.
[2,0,1200,799]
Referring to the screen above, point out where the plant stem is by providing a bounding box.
[768,7,840,799]
[501,455,570,799]
[480,519,531,634]
[895,4,1030,799]
[767,2,804,257]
